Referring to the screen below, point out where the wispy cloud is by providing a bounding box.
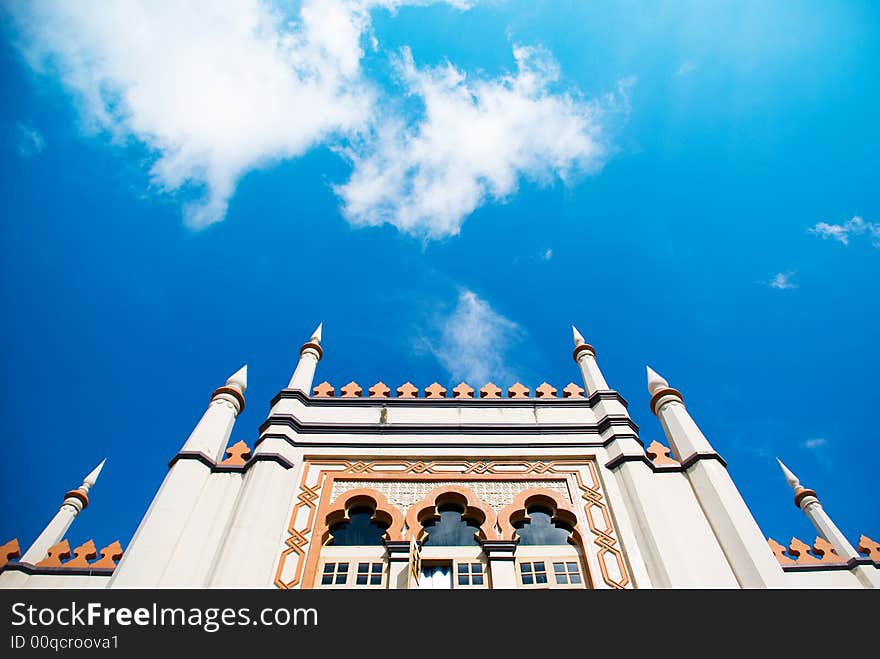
[428,289,521,384]
[8,0,471,228]
[802,438,827,449]
[15,121,45,156]
[809,216,880,248]
[675,60,698,76]
[541,248,553,261]
[336,46,629,239]
[766,271,798,290]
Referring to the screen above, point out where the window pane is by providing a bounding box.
[372,563,383,574]
[323,563,334,574]
[370,575,382,585]
[338,563,349,572]
[458,564,468,574]
[553,562,565,574]
[421,504,482,546]
[522,574,533,585]
[472,563,483,575]
[328,508,389,546]
[557,573,569,584]
[473,575,483,585]
[570,573,582,584]
[536,572,547,584]
[514,508,573,545]
[534,562,545,572]
[356,575,367,585]
[321,575,333,585]
[458,575,468,585]
[357,563,369,574]
[520,563,530,574]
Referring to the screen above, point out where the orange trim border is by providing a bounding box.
[274,458,631,590]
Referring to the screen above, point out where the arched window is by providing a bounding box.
[514,505,575,546]
[421,503,482,547]
[327,505,389,546]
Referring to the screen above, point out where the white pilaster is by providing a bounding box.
[776,459,877,588]
[182,365,246,462]
[20,460,105,565]
[571,326,608,395]
[647,366,785,587]
[288,324,323,393]
[108,368,245,587]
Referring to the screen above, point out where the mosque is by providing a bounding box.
[1,326,877,589]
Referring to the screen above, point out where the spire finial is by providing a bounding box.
[646,366,669,395]
[311,322,322,344]
[572,325,585,347]
[82,459,106,490]
[776,457,802,492]
[226,364,248,392]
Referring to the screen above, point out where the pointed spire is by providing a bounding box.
[776,457,801,491]
[646,366,669,395]
[572,325,585,346]
[226,365,247,393]
[82,459,106,490]
[311,322,322,344]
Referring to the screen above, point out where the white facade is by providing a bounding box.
[2,329,877,589]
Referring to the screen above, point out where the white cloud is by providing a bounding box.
[810,216,880,248]
[336,46,625,239]
[802,438,827,449]
[675,60,698,76]
[8,0,470,228]
[767,271,798,290]
[15,121,46,156]
[429,289,520,384]
[541,248,553,260]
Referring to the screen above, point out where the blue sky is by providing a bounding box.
[1,0,878,561]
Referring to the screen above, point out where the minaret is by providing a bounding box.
[109,366,247,587]
[182,365,247,462]
[288,323,323,393]
[21,460,105,564]
[571,325,608,395]
[647,366,785,587]
[776,459,859,560]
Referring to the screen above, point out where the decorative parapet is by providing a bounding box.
[424,382,447,398]
[767,536,844,566]
[535,382,557,398]
[340,381,363,398]
[219,440,251,467]
[479,383,502,399]
[0,539,20,568]
[507,383,530,398]
[312,381,334,397]
[305,380,601,401]
[368,382,390,398]
[562,382,585,398]
[30,539,124,571]
[452,382,474,398]
[858,535,880,562]
[645,440,679,467]
[396,382,418,398]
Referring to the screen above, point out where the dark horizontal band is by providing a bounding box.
[604,451,727,472]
